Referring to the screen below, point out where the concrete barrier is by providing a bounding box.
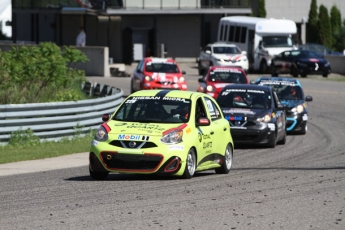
[324,55,345,75]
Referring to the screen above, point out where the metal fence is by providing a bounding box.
[0,82,124,145]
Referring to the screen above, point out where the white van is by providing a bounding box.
[217,16,297,73]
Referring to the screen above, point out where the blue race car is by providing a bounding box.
[254,77,312,134]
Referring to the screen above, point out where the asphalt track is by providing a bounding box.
[1,62,345,230]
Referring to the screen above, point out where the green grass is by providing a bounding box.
[0,136,92,164]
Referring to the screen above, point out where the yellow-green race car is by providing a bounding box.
[89,90,234,180]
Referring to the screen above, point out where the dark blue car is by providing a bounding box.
[271,50,331,78]
[216,84,286,148]
[254,77,313,134]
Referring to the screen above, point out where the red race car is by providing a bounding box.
[197,66,249,99]
[130,57,188,93]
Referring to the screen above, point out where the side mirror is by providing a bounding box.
[198,78,206,83]
[205,50,212,54]
[182,70,186,74]
[259,40,263,49]
[250,80,256,84]
[197,117,210,126]
[137,69,142,73]
[305,95,313,102]
[102,114,110,122]
[241,51,247,55]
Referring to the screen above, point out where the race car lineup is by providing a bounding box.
[89,57,314,180]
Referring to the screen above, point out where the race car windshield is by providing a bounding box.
[208,71,247,83]
[275,85,303,100]
[145,62,179,73]
[113,97,191,123]
[217,89,271,109]
[213,46,241,54]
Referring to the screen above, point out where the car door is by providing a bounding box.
[203,96,229,156]
[132,60,145,91]
[200,45,212,69]
[272,90,286,140]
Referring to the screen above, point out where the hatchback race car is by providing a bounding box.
[254,77,313,134]
[197,66,249,99]
[271,50,331,78]
[198,42,249,75]
[89,90,234,180]
[130,57,188,93]
[217,84,286,148]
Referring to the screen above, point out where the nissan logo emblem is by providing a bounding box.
[129,142,136,148]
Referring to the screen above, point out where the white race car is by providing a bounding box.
[198,42,249,75]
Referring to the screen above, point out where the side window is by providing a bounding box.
[240,27,247,43]
[229,26,235,42]
[219,24,224,41]
[224,25,228,41]
[195,98,207,121]
[234,26,241,42]
[204,97,222,121]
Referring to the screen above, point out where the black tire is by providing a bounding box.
[277,130,286,145]
[260,60,268,74]
[291,66,298,77]
[322,73,328,78]
[301,74,307,78]
[215,143,233,174]
[182,148,196,179]
[299,123,307,135]
[89,167,109,180]
[130,80,135,94]
[271,63,278,77]
[266,131,277,148]
[198,61,204,76]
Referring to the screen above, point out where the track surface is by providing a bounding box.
[1,63,345,230]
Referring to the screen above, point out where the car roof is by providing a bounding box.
[255,77,302,87]
[143,57,176,63]
[208,66,244,71]
[129,90,208,100]
[207,42,238,47]
[222,84,271,91]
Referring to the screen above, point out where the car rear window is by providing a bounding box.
[208,69,247,84]
[145,62,179,73]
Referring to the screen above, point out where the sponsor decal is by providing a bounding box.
[141,136,150,141]
[223,108,255,115]
[309,58,319,62]
[229,116,243,121]
[91,140,99,146]
[302,114,308,121]
[214,83,231,88]
[169,145,184,150]
[118,134,141,140]
[186,127,192,134]
[259,80,297,86]
[162,124,188,136]
[203,141,212,149]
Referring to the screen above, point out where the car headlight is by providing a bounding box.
[95,125,108,141]
[161,130,183,144]
[297,62,308,67]
[179,76,185,83]
[291,104,304,113]
[206,85,216,92]
[144,75,153,82]
[257,114,271,123]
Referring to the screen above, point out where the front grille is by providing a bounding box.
[109,140,158,149]
[101,152,162,170]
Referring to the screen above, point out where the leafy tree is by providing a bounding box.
[330,5,342,50]
[307,0,318,43]
[333,19,345,52]
[0,42,89,104]
[257,0,266,18]
[318,5,332,48]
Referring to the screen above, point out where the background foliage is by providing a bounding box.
[0,42,89,104]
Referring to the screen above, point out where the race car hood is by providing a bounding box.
[212,53,244,61]
[280,99,304,109]
[297,58,327,63]
[105,121,188,139]
[221,107,271,120]
[149,72,183,82]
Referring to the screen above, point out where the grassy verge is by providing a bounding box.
[0,136,92,164]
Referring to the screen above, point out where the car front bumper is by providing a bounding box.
[230,122,275,145]
[89,140,188,176]
[286,112,308,132]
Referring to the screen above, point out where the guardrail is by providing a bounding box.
[0,82,124,146]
